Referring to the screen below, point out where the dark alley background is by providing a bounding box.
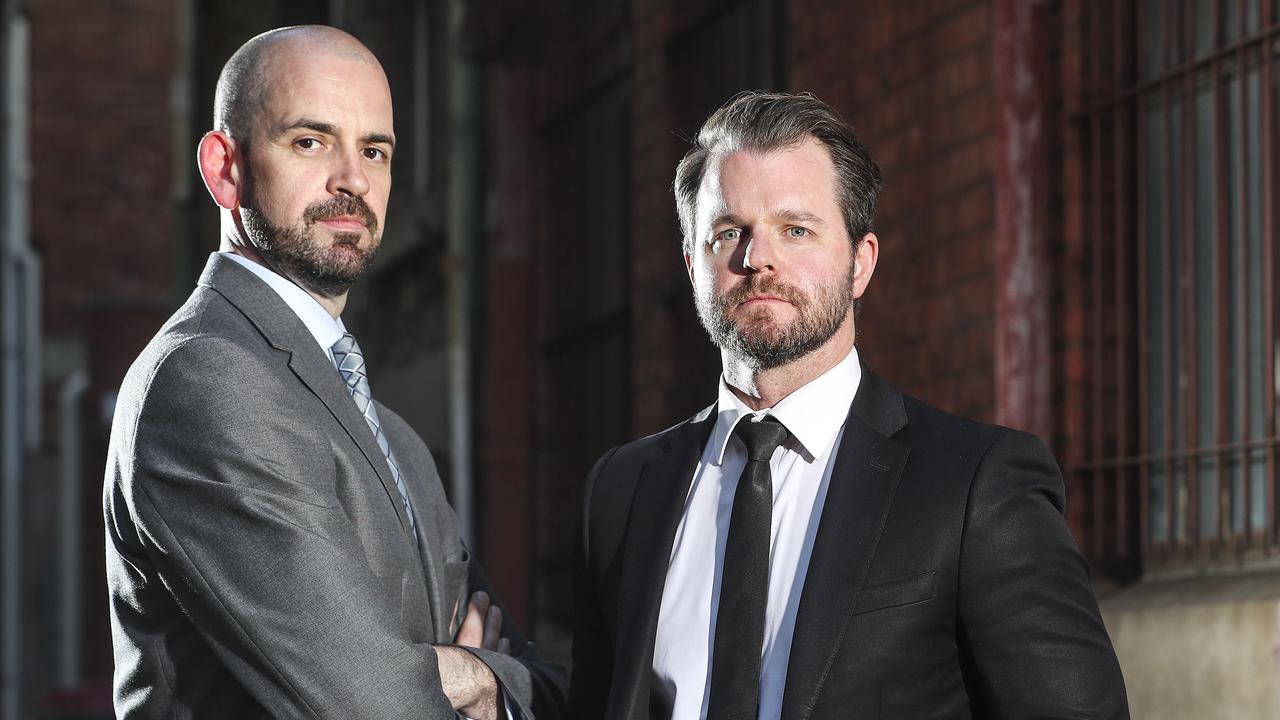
[3,0,1280,717]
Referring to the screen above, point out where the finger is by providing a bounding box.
[483,605,503,650]
[497,637,511,655]
[455,591,490,646]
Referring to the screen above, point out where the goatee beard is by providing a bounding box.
[694,263,855,370]
[240,193,381,298]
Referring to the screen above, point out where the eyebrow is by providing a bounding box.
[709,212,747,229]
[708,209,830,229]
[774,208,829,227]
[274,118,397,149]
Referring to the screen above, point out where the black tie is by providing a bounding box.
[706,416,791,720]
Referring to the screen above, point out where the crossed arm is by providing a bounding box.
[440,590,511,720]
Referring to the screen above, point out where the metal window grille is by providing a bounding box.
[1073,0,1280,574]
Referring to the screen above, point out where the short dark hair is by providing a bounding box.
[673,91,882,253]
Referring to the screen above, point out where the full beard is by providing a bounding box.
[694,261,856,370]
[240,190,382,298]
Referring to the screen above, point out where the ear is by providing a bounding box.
[684,249,695,285]
[851,232,879,299]
[197,130,243,211]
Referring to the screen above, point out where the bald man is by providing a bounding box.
[104,26,564,720]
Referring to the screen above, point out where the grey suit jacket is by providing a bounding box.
[105,253,565,719]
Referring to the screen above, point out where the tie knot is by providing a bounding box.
[331,333,367,380]
[331,332,361,357]
[734,416,790,463]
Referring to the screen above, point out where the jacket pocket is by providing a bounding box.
[852,570,936,615]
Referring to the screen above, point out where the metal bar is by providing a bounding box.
[1262,0,1278,553]
[1078,434,1280,469]
[1115,0,1132,560]
[1071,22,1280,119]
[1090,0,1108,559]
[1211,0,1234,550]
[0,13,29,719]
[1237,34,1256,548]
[1183,0,1200,555]
[1160,0,1178,558]
[1137,0,1153,561]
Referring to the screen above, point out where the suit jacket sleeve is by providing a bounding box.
[956,429,1129,718]
[120,336,543,718]
[456,561,566,720]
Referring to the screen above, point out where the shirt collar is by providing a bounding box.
[221,251,347,354]
[708,345,863,466]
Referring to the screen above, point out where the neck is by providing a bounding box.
[722,324,856,411]
[220,237,349,319]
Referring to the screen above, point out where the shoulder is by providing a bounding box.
[121,287,266,393]
[113,290,293,452]
[899,394,1012,452]
[580,404,712,520]
[589,404,713,482]
[897,394,1063,510]
[888,391,1060,504]
[899,393,1053,469]
[126,330,278,415]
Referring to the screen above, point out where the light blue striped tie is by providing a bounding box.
[331,332,417,537]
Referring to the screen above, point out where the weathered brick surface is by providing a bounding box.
[793,0,999,421]
[29,0,175,339]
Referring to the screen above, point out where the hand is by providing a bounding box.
[455,591,511,654]
[436,592,511,720]
[435,645,499,720]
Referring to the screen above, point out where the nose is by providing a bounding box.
[326,149,370,197]
[741,230,776,273]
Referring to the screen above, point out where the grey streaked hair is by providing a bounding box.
[673,91,882,253]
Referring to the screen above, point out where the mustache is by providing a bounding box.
[302,195,379,236]
[722,274,805,308]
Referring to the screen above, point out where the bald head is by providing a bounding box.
[213,25,383,143]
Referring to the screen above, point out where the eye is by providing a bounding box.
[363,146,389,162]
[718,228,742,243]
[786,226,810,238]
[294,137,322,152]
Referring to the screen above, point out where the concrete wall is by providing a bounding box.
[1102,573,1280,718]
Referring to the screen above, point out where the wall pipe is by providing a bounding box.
[55,372,88,688]
[1,5,32,718]
[445,0,479,546]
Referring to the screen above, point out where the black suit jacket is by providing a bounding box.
[568,367,1128,719]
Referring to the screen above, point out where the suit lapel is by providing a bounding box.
[381,413,448,635]
[611,407,716,720]
[198,254,413,536]
[285,346,414,535]
[780,368,910,720]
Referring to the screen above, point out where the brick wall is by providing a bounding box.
[24,0,178,708]
[30,0,176,337]
[792,0,999,421]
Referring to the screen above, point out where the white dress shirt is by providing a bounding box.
[220,252,517,720]
[652,346,863,720]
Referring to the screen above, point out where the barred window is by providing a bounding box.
[1075,0,1279,573]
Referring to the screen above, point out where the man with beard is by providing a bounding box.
[567,92,1128,719]
[104,26,564,720]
